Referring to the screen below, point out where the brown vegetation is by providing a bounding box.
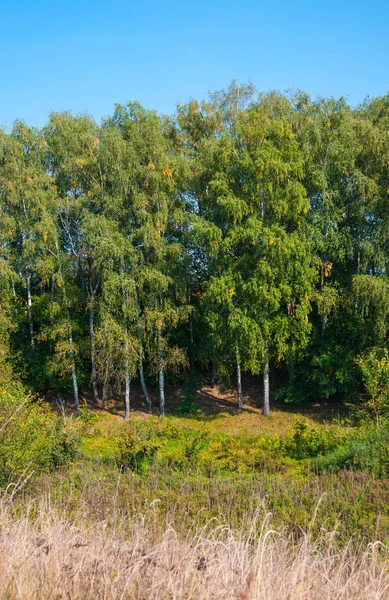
[1,495,388,599]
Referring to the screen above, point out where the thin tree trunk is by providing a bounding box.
[236,342,243,408]
[67,310,79,412]
[124,370,130,420]
[89,296,98,404]
[261,196,270,416]
[263,342,270,416]
[124,339,130,420]
[159,364,165,417]
[158,326,165,417]
[26,269,34,347]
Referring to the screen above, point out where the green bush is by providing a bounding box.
[316,421,389,477]
[0,383,79,486]
[358,348,389,416]
[118,425,160,474]
[77,400,99,425]
[282,419,342,460]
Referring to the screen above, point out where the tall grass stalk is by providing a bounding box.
[0,494,388,599]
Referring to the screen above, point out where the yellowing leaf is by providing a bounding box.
[163,166,173,178]
[324,262,332,277]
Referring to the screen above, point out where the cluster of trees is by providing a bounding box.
[1,82,389,417]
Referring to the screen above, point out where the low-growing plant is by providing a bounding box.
[0,383,80,486]
[117,424,160,474]
[316,420,389,477]
[77,400,99,425]
[183,430,209,463]
[282,419,342,460]
[358,348,389,416]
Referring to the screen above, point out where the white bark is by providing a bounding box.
[159,364,165,417]
[263,342,270,416]
[236,342,242,408]
[26,270,34,347]
[67,313,79,412]
[158,326,165,417]
[125,341,130,420]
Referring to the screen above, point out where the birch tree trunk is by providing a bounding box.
[67,309,79,412]
[158,326,165,417]
[236,342,243,408]
[263,341,270,416]
[124,347,130,421]
[26,269,34,347]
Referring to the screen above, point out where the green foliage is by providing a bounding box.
[33,410,389,545]
[77,400,99,425]
[316,421,389,477]
[0,383,79,485]
[178,373,201,414]
[182,430,209,463]
[117,424,160,474]
[282,419,342,460]
[358,348,389,416]
[2,86,389,417]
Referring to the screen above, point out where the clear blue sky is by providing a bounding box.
[1,0,388,129]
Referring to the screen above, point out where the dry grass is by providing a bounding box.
[1,495,388,600]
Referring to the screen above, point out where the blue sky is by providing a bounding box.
[1,0,388,129]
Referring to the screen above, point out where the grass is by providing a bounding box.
[1,491,388,599]
[3,377,389,598]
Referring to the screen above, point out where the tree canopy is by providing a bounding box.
[1,83,389,417]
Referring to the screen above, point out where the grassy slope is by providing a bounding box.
[2,379,389,598]
[79,375,340,453]
[59,378,389,547]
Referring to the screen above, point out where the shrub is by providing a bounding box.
[358,348,389,416]
[77,400,99,425]
[282,419,342,460]
[0,383,79,486]
[316,421,389,477]
[117,425,160,474]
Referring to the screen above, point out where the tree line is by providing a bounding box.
[1,82,389,417]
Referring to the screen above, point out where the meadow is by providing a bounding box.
[1,378,389,598]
